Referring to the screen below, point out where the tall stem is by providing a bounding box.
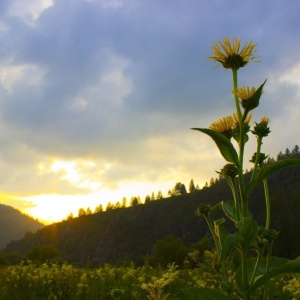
[250,136,263,182]
[263,179,271,230]
[263,240,274,300]
[241,246,250,300]
[232,69,247,215]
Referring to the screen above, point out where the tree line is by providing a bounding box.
[65,144,299,220]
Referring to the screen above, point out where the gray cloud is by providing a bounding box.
[0,0,299,203]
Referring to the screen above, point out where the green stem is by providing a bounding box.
[204,216,221,257]
[232,68,247,216]
[227,177,240,221]
[250,136,263,182]
[263,179,271,230]
[263,240,274,300]
[249,250,263,287]
[241,246,250,300]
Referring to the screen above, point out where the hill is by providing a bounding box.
[5,156,300,265]
[0,204,44,249]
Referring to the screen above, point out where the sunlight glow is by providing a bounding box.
[50,160,101,192]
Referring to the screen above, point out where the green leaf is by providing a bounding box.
[250,257,300,292]
[214,218,237,263]
[246,159,300,196]
[222,200,237,222]
[241,80,267,111]
[236,217,258,247]
[220,233,238,263]
[235,256,288,292]
[214,218,228,239]
[208,202,223,218]
[171,287,228,300]
[192,128,239,166]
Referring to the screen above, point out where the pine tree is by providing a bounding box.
[156,190,163,199]
[106,202,114,211]
[78,208,86,217]
[86,207,92,215]
[94,204,103,213]
[189,179,196,193]
[122,197,127,208]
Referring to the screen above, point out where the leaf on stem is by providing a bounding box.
[192,128,239,166]
[235,256,289,292]
[222,200,237,222]
[246,159,300,197]
[236,217,259,247]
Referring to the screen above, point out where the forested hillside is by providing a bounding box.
[0,204,44,249]
[5,152,300,265]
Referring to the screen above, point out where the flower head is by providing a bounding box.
[252,117,271,137]
[233,86,258,100]
[232,112,252,128]
[208,37,258,70]
[218,163,238,179]
[233,85,264,111]
[209,115,234,138]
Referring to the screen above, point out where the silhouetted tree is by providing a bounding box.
[86,207,92,215]
[189,179,196,193]
[156,190,163,199]
[151,192,155,201]
[94,204,103,213]
[145,195,151,203]
[78,208,86,217]
[130,196,139,206]
[122,197,127,208]
[277,151,283,161]
[292,145,299,154]
[106,202,114,211]
[171,182,187,196]
[114,201,121,209]
[66,212,74,220]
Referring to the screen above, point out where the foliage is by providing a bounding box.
[0,257,299,300]
[147,235,188,268]
[26,245,59,263]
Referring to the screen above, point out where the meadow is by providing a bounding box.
[0,251,299,300]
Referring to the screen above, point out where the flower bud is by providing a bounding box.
[219,163,238,179]
[196,203,212,217]
[250,152,269,166]
[252,117,271,137]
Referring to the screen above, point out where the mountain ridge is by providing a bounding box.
[4,156,300,265]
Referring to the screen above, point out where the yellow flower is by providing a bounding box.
[232,86,258,100]
[209,115,234,137]
[259,117,270,126]
[208,37,258,69]
[232,112,252,127]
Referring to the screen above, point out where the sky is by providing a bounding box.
[0,0,300,223]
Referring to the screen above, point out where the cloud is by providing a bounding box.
[0,0,299,215]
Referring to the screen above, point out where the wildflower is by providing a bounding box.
[196,203,212,217]
[232,112,252,143]
[208,37,258,70]
[252,117,271,137]
[218,163,238,179]
[233,85,264,111]
[209,115,234,139]
[249,152,268,167]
